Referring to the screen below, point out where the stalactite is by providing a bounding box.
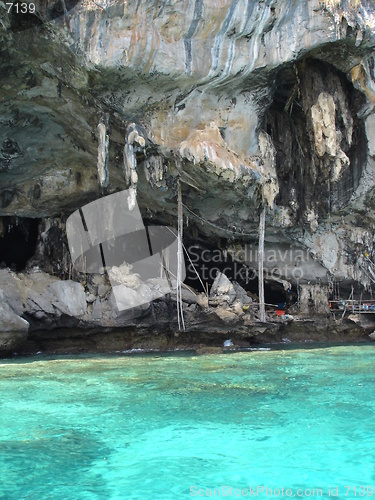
[97,114,110,190]
[123,123,146,210]
[258,205,266,323]
[123,141,137,210]
[144,156,166,189]
[177,177,185,331]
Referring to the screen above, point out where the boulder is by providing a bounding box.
[26,288,55,317]
[98,283,110,298]
[232,281,253,305]
[86,293,96,303]
[232,300,245,317]
[109,284,152,317]
[0,290,29,333]
[214,306,239,323]
[170,287,198,304]
[91,298,103,320]
[107,265,141,289]
[0,289,29,353]
[210,272,236,305]
[48,281,87,317]
[0,269,27,315]
[196,294,209,310]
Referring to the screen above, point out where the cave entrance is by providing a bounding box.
[0,217,40,271]
[264,58,367,220]
[183,244,288,305]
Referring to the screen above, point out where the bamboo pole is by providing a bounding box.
[177,178,185,331]
[352,285,354,313]
[258,205,266,323]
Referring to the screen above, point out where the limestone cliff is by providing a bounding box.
[1,0,375,351]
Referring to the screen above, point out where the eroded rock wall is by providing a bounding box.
[1,0,375,344]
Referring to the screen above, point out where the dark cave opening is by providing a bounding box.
[0,217,40,271]
[334,78,367,208]
[7,0,81,31]
[48,0,81,20]
[8,3,44,32]
[263,63,308,221]
[263,58,367,220]
[183,244,289,305]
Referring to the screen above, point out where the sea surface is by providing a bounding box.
[0,345,375,499]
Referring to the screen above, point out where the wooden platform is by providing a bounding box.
[330,299,375,316]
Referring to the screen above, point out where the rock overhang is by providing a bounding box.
[1,0,375,295]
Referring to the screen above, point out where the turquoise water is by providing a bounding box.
[1,346,375,499]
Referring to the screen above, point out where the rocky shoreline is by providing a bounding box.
[3,322,374,358]
[1,266,374,358]
[2,1,375,357]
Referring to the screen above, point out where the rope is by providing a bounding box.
[181,239,208,297]
[166,226,208,297]
[181,202,256,237]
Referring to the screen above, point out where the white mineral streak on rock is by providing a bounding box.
[365,114,375,157]
[311,92,350,182]
[97,120,109,188]
[311,92,336,157]
[179,122,240,178]
[72,0,361,80]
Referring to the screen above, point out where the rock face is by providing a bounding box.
[0,269,87,324]
[0,289,29,332]
[0,289,29,353]
[1,1,375,346]
[48,281,87,317]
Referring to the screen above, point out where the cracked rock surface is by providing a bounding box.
[1,0,375,351]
